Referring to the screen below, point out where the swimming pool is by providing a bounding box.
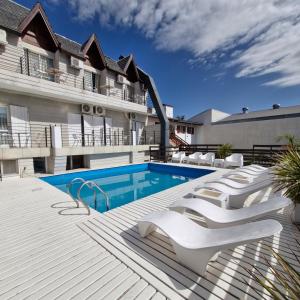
[42,163,214,213]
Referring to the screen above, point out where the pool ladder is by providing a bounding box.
[67,178,110,214]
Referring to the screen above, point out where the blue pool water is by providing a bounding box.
[42,163,213,212]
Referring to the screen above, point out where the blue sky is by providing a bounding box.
[18,0,300,118]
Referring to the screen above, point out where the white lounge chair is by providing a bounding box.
[138,211,282,275]
[171,151,185,163]
[170,196,292,228]
[224,153,243,168]
[201,179,272,208]
[206,173,271,189]
[245,164,268,171]
[185,152,202,164]
[225,167,270,178]
[198,152,215,166]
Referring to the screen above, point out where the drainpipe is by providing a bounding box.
[137,67,169,152]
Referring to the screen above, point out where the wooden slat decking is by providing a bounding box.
[0,165,299,299]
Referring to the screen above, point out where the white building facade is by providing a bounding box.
[0,0,159,177]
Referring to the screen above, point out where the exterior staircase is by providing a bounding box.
[170,132,189,146]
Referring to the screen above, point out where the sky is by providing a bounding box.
[17,0,300,118]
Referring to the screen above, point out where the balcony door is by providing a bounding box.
[67,113,82,146]
[132,121,143,145]
[0,106,9,148]
[10,105,30,148]
[83,115,104,146]
[105,117,112,146]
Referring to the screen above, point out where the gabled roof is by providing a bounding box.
[117,55,132,70]
[81,33,106,66]
[0,0,137,77]
[118,54,140,81]
[18,2,59,48]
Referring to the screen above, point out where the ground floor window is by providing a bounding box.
[33,157,47,173]
[67,155,85,170]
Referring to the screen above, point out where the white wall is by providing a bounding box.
[197,117,300,148]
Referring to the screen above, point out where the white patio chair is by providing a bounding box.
[72,134,81,146]
[224,153,243,168]
[184,152,202,164]
[198,152,215,166]
[171,151,185,163]
[202,179,272,208]
[138,211,282,275]
[170,196,292,228]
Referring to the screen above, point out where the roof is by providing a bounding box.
[117,55,131,70]
[215,104,300,124]
[0,0,29,31]
[0,0,127,75]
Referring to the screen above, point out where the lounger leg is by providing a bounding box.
[172,243,219,276]
[138,221,157,237]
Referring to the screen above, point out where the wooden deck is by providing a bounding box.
[0,165,299,299]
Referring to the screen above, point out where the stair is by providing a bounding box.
[170,132,189,146]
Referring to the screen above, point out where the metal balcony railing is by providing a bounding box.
[18,55,147,106]
[0,122,51,148]
[61,127,160,148]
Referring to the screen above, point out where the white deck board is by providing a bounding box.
[0,163,299,299]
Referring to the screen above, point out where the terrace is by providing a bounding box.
[0,161,298,299]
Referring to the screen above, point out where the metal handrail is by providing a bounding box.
[67,177,85,208]
[77,180,110,212]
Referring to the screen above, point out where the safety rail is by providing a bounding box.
[67,177,110,213]
[67,177,86,208]
[149,144,287,166]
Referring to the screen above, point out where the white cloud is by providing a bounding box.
[56,0,300,87]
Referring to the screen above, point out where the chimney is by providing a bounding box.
[273,104,280,109]
[242,107,249,114]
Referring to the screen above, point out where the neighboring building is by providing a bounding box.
[147,104,202,145]
[189,105,300,148]
[0,0,160,177]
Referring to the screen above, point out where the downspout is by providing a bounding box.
[137,67,169,149]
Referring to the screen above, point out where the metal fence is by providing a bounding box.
[61,127,160,148]
[149,144,287,166]
[0,122,51,148]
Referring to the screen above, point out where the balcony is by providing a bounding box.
[0,122,159,159]
[0,67,147,115]
[14,55,147,111]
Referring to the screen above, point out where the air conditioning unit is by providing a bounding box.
[94,106,106,116]
[0,29,8,45]
[81,104,93,114]
[70,56,84,69]
[117,75,125,84]
[128,112,136,120]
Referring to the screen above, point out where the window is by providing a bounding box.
[127,85,134,102]
[177,125,186,133]
[84,71,97,92]
[187,127,194,135]
[0,107,8,131]
[23,49,54,81]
